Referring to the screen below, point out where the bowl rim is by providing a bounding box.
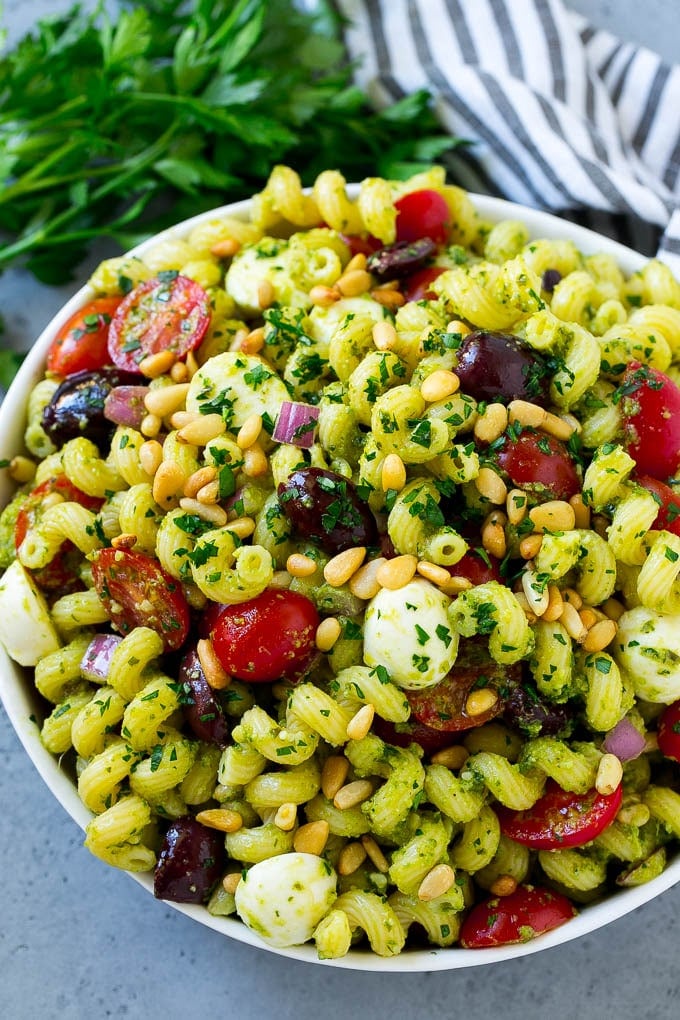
[1,190,678,972]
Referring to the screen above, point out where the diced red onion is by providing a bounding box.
[272,400,320,449]
[104,385,150,429]
[80,634,122,683]
[602,718,646,762]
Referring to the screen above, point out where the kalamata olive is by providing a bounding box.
[503,681,571,738]
[366,238,437,280]
[541,268,562,293]
[278,467,377,553]
[154,816,225,903]
[454,331,550,406]
[42,367,139,450]
[179,648,230,746]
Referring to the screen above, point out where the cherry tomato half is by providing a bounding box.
[494,430,581,501]
[371,715,458,755]
[46,297,122,376]
[211,590,319,683]
[402,266,446,302]
[340,233,382,258]
[621,362,680,480]
[636,475,680,537]
[448,549,502,586]
[91,547,190,651]
[496,779,622,849]
[657,700,680,763]
[395,189,450,246]
[459,885,576,948]
[108,274,211,372]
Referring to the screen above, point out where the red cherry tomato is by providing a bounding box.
[395,189,450,246]
[46,297,122,376]
[448,550,502,586]
[108,274,211,372]
[657,700,680,763]
[459,885,576,948]
[371,715,458,755]
[494,430,581,501]
[636,475,680,536]
[212,590,319,683]
[403,266,446,302]
[621,362,680,479]
[340,233,382,258]
[407,653,521,734]
[496,779,622,849]
[91,547,190,651]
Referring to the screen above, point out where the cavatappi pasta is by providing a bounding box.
[2,164,680,958]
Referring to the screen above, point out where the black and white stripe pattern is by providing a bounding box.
[335,0,680,272]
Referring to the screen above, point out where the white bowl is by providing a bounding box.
[1,192,677,972]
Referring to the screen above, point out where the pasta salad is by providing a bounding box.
[2,164,680,958]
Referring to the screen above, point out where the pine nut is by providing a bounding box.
[417,863,455,902]
[170,361,190,383]
[489,874,518,897]
[508,399,547,429]
[579,607,598,630]
[417,561,452,587]
[430,745,469,770]
[375,554,418,590]
[287,553,318,578]
[274,803,298,831]
[197,637,231,689]
[381,453,406,492]
[562,587,583,610]
[144,383,190,419]
[440,575,473,596]
[111,533,137,551]
[8,456,36,484]
[345,252,367,273]
[152,461,186,507]
[222,872,242,895]
[513,590,538,623]
[236,413,263,450]
[324,546,366,587]
[210,237,241,258]
[195,808,243,833]
[240,327,265,354]
[349,557,386,600]
[474,403,508,443]
[321,756,350,801]
[543,584,564,622]
[519,533,543,559]
[570,493,591,529]
[420,370,460,403]
[338,841,368,876]
[521,566,549,616]
[475,467,507,505]
[583,618,618,652]
[602,597,625,622]
[446,320,471,336]
[243,442,268,478]
[257,278,275,309]
[360,834,390,873]
[596,752,623,795]
[506,488,528,525]
[315,617,342,652]
[465,688,498,717]
[337,268,372,296]
[346,704,375,742]
[141,413,162,438]
[482,518,507,559]
[139,440,163,476]
[309,285,341,306]
[184,466,218,498]
[529,500,576,533]
[178,414,226,446]
[138,349,176,378]
[372,320,398,351]
[293,820,330,856]
[178,497,228,526]
[170,410,201,429]
[225,517,256,539]
[371,288,405,309]
[559,601,588,642]
[542,411,576,441]
[196,480,220,504]
[333,779,374,810]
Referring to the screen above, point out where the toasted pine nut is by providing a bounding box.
[141,413,162,438]
[430,745,469,770]
[562,587,583,610]
[152,461,186,507]
[446,320,471,336]
[338,841,368,876]
[465,688,498,717]
[178,497,228,526]
[602,597,625,622]
[144,383,190,419]
[543,584,564,622]
[139,440,163,476]
[196,480,220,505]
[381,453,406,492]
[475,467,507,505]
[521,566,549,616]
[287,553,318,578]
[559,601,588,642]
[316,617,342,652]
[360,834,390,873]
[186,351,199,379]
[416,560,452,587]
[490,874,518,897]
[258,278,275,309]
[324,546,366,587]
[138,349,176,378]
[372,320,398,351]
[240,327,265,354]
[508,399,547,429]
[184,466,218,499]
[333,779,374,810]
[596,752,623,796]
[170,410,201,429]
[569,493,591,530]
[243,442,268,478]
[293,820,330,856]
[513,590,538,624]
[197,637,231,689]
[225,517,256,539]
[170,361,190,383]
[111,533,137,551]
[309,284,341,307]
[178,414,226,446]
[337,268,372,297]
[440,575,473,596]
[418,863,455,902]
[349,557,386,600]
[195,808,243,833]
[519,533,543,559]
[420,370,460,403]
[210,237,241,258]
[371,288,405,308]
[474,403,508,443]
[8,456,36,484]
[346,704,375,742]
[542,411,576,441]
[222,873,242,895]
[345,252,367,273]
[375,554,418,590]
[529,500,576,533]
[236,413,263,450]
[579,607,598,630]
[617,803,650,827]
[321,756,350,801]
[482,517,507,559]
[583,618,618,652]
[506,488,528,526]
[274,803,298,831]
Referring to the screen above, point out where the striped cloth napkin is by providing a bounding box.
[335,0,680,274]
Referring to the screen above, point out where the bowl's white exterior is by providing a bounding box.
[1,193,676,972]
